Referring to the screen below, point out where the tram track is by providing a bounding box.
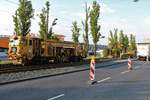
[0,59,114,74]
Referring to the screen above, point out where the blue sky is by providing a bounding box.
[0,0,150,45]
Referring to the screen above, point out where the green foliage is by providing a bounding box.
[71,21,80,43]
[120,53,130,59]
[48,18,58,38]
[39,1,57,40]
[108,28,121,57]
[13,12,21,36]
[39,8,47,40]
[82,2,90,57]
[119,30,124,53]
[39,1,49,40]
[108,28,135,58]
[129,34,136,50]
[46,1,50,37]
[124,35,129,53]
[118,30,129,53]
[47,33,59,40]
[103,48,110,57]
[89,1,101,55]
[129,34,137,55]
[13,0,34,36]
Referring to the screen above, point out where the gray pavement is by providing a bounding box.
[0,61,150,100]
[0,59,128,84]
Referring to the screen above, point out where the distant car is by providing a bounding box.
[0,52,8,61]
[88,51,94,56]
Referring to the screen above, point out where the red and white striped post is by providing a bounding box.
[89,56,97,84]
[147,56,149,62]
[128,57,132,70]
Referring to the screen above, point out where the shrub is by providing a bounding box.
[103,48,110,57]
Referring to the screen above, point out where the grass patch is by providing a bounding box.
[85,56,109,61]
[0,60,12,64]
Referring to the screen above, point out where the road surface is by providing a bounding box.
[0,61,150,100]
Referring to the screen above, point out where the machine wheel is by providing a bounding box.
[21,58,28,66]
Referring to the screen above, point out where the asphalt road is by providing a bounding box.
[0,61,150,100]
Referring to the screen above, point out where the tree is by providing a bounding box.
[71,21,81,56]
[48,18,58,39]
[89,1,101,56]
[46,1,50,38]
[129,34,137,56]
[108,30,114,56]
[39,1,58,40]
[108,28,120,57]
[82,2,90,57]
[119,30,124,54]
[118,30,130,54]
[103,48,110,57]
[108,28,132,58]
[124,35,129,53]
[13,0,34,36]
[71,21,80,43]
[13,11,21,36]
[39,7,47,39]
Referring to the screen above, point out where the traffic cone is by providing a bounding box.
[89,56,97,85]
[128,57,132,70]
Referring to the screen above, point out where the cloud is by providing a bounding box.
[69,3,115,21]
[144,17,150,26]
[0,11,14,35]
[82,3,115,14]
[100,3,115,13]
[101,17,150,43]
[60,11,68,14]
[71,12,85,20]
[101,18,137,37]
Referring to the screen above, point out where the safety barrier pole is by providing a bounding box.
[128,57,132,70]
[89,56,97,84]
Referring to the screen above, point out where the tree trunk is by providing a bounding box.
[94,43,97,56]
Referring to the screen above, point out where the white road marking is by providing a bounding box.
[47,94,65,100]
[121,66,141,74]
[121,70,130,74]
[97,77,112,83]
